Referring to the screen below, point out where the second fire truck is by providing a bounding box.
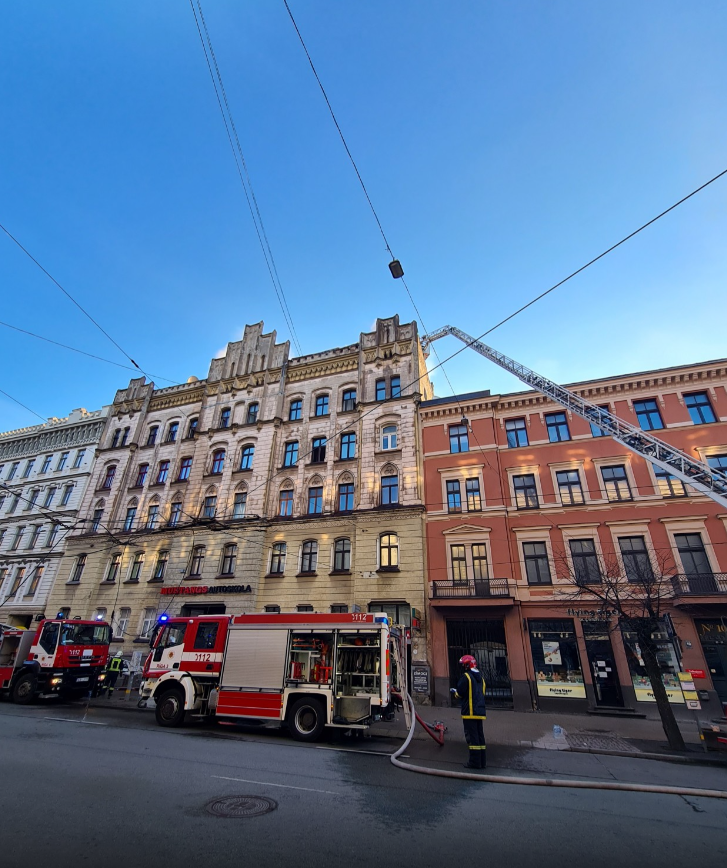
[140,611,405,740]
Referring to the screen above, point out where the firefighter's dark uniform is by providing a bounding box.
[453,668,487,768]
[105,656,123,696]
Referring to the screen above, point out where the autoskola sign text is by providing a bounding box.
[160,585,252,596]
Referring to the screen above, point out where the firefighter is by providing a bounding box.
[450,654,487,770]
[104,652,124,697]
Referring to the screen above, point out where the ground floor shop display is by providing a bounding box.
[528,620,585,699]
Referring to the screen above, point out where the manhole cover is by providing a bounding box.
[205,795,277,818]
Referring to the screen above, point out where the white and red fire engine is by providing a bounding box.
[140,611,406,740]
[0,619,111,703]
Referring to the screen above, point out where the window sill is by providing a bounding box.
[170,478,189,484]
[329,570,351,577]
[185,575,203,581]
[124,579,140,584]
[339,407,358,415]
[99,581,117,586]
[148,482,166,489]
[334,457,356,464]
[309,414,330,420]
[110,637,125,643]
[66,580,80,586]
[203,472,224,478]
[279,464,299,471]
[306,461,327,467]
[140,443,157,450]
[232,468,253,474]
[374,448,402,456]
[376,567,400,574]
[133,637,151,644]
[296,572,318,578]
[265,572,285,578]
[216,573,235,579]
[147,578,164,583]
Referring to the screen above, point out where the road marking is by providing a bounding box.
[315,746,405,757]
[44,717,108,726]
[211,775,339,795]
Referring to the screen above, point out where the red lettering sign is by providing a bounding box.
[686,669,706,680]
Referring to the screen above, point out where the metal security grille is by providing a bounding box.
[446,619,512,707]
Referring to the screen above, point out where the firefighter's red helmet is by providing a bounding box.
[459,654,477,669]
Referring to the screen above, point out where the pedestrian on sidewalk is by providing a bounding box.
[451,654,487,770]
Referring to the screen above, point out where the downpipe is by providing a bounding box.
[391,694,727,801]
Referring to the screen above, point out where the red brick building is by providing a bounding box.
[420,358,727,719]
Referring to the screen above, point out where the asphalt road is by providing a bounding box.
[1,701,726,868]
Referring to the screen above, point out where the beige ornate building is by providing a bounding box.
[46,317,433,670]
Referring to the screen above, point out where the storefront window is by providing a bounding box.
[528,619,585,698]
[620,622,684,703]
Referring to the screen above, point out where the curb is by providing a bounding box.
[567,745,727,767]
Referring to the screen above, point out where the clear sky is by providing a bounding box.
[2,1,726,431]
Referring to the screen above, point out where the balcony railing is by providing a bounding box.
[670,573,727,596]
[430,578,511,599]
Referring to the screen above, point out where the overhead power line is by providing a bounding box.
[189,0,304,357]
[0,388,46,422]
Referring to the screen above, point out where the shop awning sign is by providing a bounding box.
[160,584,252,596]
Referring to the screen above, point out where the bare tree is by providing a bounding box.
[554,545,685,752]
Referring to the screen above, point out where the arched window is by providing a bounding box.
[300,540,318,574]
[168,501,183,527]
[338,481,354,512]
[146,501,160,529]
[189,545,205,576]
[91,501,105,532]
[101,465,116,490]
[333,538,351,572]
[186,418,198,439]
[202,494,217,518]
[146,426,158,446]
[270,542,286,574]
[123,500,138,532]
[381,425,398,450]
[240,445,254,470]
[307,485,323,515]
[279,486,294,517]
[379,533,399,569]
[134,464,149,488]
[232,487,247,519]
[246,403,259,424]
[211,449,225,474]
[381,469,399,506]
[166,421,179,442]
[221,543,237,575]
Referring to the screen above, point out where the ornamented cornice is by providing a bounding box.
[286,356,358,383]
[148,389,205,412]
[0,420,107,460]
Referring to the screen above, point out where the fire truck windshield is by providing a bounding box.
[60,623,111,646]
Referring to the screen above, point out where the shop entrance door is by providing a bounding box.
[446,619,512,707]
[582,622,624,707]
[695,619,727,707]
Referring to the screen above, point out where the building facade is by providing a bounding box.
[0,407,109,627]
[420,358,727,718]
[46,317,433,677]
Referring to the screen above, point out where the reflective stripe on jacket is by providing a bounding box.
[454,669,486,719]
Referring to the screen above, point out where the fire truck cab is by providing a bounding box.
[0,619,111,704]
[141,612,405,741]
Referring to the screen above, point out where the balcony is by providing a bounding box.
[430,577,512,601]
[670,573,727,597]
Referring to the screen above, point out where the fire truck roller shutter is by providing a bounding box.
[220,628,289,689]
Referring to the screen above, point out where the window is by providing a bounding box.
[447,480,462,513]
[73,449,86,468]
[232,492,247,519]
[602,465,632,501]
[111,430,121,448]
[265,605,281,614]
[556,470,585,505]
[505,418,528,448]
[311,437,326,463]
[9,567,25,596]
[115,608,130,639]
[129,552,145,581]
[178,457,192,481]
[466,479,482,511]
[106,553,122,582]
[156,460,170,484]
[390,376,401,398]
[675,533,712,576]
[283,441,298,467]
[123,506,137,532]
[300,540,318,573]
[93,607,107,623]
[684,392,716,425]
[153,551,169,580]
[589,405,610,437]
[211,450,225,474]
[297,604,314,613]
[135,464,149,487]
[22,459,35,478]
[449,424,469,453]
[7,462,19,480]
[147,426,158,446]
[315,395,329,416]
[289,400,302,421]
[523,542,551,585]
[187,418,198,439]
[168,502,182,527]
[101,466,116,489]
[240,445,255,470]
[376,379,386,401]
[308,486,323,514]
[331,604,348,614]
[57,452,69,471]
[11,527,26,551]
[120,428,130,447]
[219,408,231,429]
[381,474,399,506]
[70,554,87,583]
[634,399,663,431]
[338,482,354,512]
[545,412,570,442]
[194,622,219,650]
[333,538,351,572]
[27,564,44,597]
[28,526,43,549]
[340,432,356,460]
[619,536,652,582]
[167,421,179,442]
[46,524,60,548]
[41,455,53,474]
[513,474,538,509]
[190,546,205,576]
[91,507,104,532]
[379,533,399,568]
[246,403,259,424]
[141,608,156,639]
[221,543,237,575]
[381,425,398,450]
[451,544,468,583]
[342,389,357,412]
[60,484,74,506]
[28,489,40,510]
[202,495,217,518]
[654,465,687,497]
[569,539,600,584]
[472,544,488,580]
[8,495,19,514]
[44,488,57,508]
[146,504,159,529]
[270,542,286,574]
[707,454,727,474]
[279,488,294,517]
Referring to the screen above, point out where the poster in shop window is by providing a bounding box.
[542,642,562,666]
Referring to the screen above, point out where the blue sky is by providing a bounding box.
[2,1,726,430]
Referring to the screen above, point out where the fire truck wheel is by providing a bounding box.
[155,688,186,727]
[12,673,38,705]
[287,696,326,742]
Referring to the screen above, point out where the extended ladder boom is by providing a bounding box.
[422,325,727,509]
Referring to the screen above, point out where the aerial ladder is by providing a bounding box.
[421,325,727,510]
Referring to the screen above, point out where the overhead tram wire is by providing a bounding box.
[0,388,46,422]
[189,1,303,357]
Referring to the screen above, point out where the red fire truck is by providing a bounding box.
[140,611,406,740]
[0,619,111,703]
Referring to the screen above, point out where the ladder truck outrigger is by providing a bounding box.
[421,325,727,509]
[140,611,407,741]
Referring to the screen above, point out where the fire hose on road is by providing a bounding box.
[391,694,727,800]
